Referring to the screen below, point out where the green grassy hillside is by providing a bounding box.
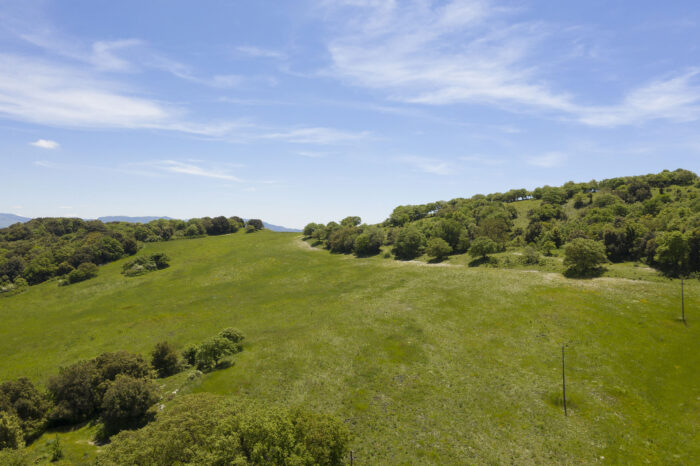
[1,231,698,464]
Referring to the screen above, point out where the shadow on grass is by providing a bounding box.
[563,267,606,279]
[427,257,447,264]
[467,256,494,267]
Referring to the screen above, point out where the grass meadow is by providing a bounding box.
[1,231,698,464]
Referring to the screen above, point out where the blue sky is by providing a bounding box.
[1,0,699,228]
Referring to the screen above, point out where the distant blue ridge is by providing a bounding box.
[0,214,301,232]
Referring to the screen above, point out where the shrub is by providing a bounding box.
[101,375,159,435]
[426,237,452,261]
[0,378,50,441]
[353,227,384,256]
[95,351,152,385]
[327,227,360,253]
[469,237,497,259]
[49,436,63,462]
[0,412,24,450]
[195,337,237,371]
[523,246,540,265]
[246,219,264,231]
[47,352,151,425]
[121,253,170,277]
[151,342,181,378]
[563,238,608,276]
[182,345,198,367]
[218,328,245,345]
[67,262,98,284]
[393,226,426,260]
[47,360,101,424]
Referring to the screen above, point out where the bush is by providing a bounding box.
[151,342,181,378]
[0,412,24,450]
[353,227,384,256]
[218,328,245,345]
[47,360,101,424]
[522,246,540,265]
[393,226,426,260]
[100,394,350,466]
[121,253,170,277]
[426,238,452,261]
[101,375,159,436]
[48,436,63,462]
[246,219,264,231]
[48,352,151,425]
[95,351,152,385]
[67,262,98,284]
[469,237,497,259]
[0,378,50,441]
[182,344,198,367]
[563,238,608,276]
[327,227,360,254]
[195,337,238,371]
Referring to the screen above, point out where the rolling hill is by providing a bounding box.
[1,230,697,464]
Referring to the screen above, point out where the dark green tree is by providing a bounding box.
[563,238,608,276]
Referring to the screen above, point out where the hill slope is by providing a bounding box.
[1,231,697,464]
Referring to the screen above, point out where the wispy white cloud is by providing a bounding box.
[324,0,574,113]
[322,0,700,127]
[235,45,285,59]
[29,139,59,149]
[0,54,172,129]
[527,151,566,168]
[398,155,452,175]
[263,127,370,144]
[150,160,242,181]
[576,69,700,127]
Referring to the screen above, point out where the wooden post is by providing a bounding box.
[681,278,685,324]
[350,450,354,465]
[562,345,567,417]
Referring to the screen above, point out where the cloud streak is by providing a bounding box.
[147,160,242,181]
[322,0,700,127]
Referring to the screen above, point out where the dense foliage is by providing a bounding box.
[99,393,350,466]
[305,169,700,277]
[0,215,261,292]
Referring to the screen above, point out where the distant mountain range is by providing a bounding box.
[0,214,300,232]
[0,213,31,228]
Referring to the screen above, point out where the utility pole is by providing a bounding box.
[681,278,686,324]
[562,345,567,417]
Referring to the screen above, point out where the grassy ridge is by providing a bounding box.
[1,231,698,464]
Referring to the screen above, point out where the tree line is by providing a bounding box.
[0,216,264,293]
[304,169,700,277]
